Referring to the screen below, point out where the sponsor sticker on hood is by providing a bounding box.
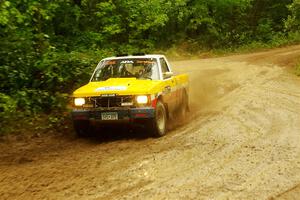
[95,86,127,91]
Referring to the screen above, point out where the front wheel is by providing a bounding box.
[145,101,167,137]
[73,120,92,137]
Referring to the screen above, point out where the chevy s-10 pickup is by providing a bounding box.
[71,54,189,137]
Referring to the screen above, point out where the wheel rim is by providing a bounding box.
[157,106,165,132]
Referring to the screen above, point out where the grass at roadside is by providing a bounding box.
[0,112,72,140]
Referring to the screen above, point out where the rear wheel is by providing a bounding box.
[178,92,189,122]
[73,120,91,137]
[145,101,167,137]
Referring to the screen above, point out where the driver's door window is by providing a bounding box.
[160,58,170,79]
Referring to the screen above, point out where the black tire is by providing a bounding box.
[146,101,167,137]
[73,120,91,137]
[178,92,189,122]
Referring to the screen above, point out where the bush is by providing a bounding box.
[0,93,16,118]
[0,93,17,128]
[1,49,105,114]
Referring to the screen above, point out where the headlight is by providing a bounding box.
[74,98,85,106]
[136,95,148,104]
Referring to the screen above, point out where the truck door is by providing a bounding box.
[160,57,177,113]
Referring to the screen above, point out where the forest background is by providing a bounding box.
[0,0,300,133]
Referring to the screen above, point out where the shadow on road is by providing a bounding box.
[80,125,151,144]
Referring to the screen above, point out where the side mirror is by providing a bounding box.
[163,71,173,79]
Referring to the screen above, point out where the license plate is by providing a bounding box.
[101,112,118,120]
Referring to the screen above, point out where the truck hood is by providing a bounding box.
[72,78,161,97]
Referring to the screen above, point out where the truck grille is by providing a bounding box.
[89,95,133,108]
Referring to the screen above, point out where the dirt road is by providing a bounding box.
[1,45,300,200]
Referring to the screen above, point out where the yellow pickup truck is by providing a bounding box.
[71,54,189,137]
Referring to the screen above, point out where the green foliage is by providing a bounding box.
[0,0,299,132]
[1,49,100,114]
[285,0,300,32]
[0,93,17,121]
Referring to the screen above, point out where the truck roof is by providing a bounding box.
[103,54,165,60]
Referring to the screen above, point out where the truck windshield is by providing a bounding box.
[91,58,160,81]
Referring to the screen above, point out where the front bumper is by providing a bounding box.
[71,107,155,123]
